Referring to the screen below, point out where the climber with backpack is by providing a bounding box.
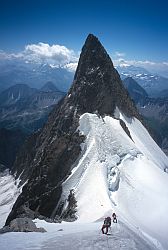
[101,216,111,234]
[112,212,117,223]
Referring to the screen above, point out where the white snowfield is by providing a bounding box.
[0,170,20,228]
[0,219,160,250]
[0,110,168,250]
[61,111,168,249]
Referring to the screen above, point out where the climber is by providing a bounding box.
[101,216,111,234]
[112,212,117,223]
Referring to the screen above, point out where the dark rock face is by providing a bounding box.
[6,97,85,225]
[70,34,140,119]
[119,119,133,141]
[0,128,27,169]
[12,131,40,182]
[6,34,140,225]
[61,189,78,221]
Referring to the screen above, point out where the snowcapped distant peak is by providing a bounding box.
[63,62,78,72]
[49,63,59,69]
[117,62,131,67]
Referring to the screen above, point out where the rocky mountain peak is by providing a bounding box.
[68,34,140,118]
[0,84,37,106]
[74,34,114,80]
[40,81,60,92]
[6,34,141,225]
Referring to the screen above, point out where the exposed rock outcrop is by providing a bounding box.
[0,128,27,170]
[0,218,46,233]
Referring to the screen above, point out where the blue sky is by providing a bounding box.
[0,0,168,74]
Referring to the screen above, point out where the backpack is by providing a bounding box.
[112,213,116,219]
[104,217,111,227]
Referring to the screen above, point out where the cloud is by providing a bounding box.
[24,42,78,65]
[112,51,168,77]
[0,44,168,76]
[0,42,78,68]
[113,58,168,78]
[163,62,168,66]
[115,51,126,57]
[0,50,12,60]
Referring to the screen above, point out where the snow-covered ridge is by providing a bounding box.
[61,111,168,249]
[0,111,168,249]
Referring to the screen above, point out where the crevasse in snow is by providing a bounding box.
[0,110,168,250]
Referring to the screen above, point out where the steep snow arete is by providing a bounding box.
[0,34,168,249]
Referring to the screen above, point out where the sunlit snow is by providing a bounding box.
[0,170,21,228]
[60,111,168,249]
[0,111,168,249]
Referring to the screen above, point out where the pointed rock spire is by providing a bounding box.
[74,34,114,80]
[68,34,140,118]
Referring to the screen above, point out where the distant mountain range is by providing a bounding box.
[158,89,168,98]
[0,82,65,134]
[117,65,168,97]
[40,81,61,92]
[0,84,37,106]
[0,58,167,170]
[0,59,74,93]
[0,57,168,98]
[123,77,168,154]
[123,77,148,105]
[0,82,65,169]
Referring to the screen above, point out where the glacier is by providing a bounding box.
[60,111,168,249]
[0,111,168,249]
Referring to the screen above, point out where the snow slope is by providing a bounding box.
[0,111,168,250]
[0,219,158,250]
[0,170,20,228]
[60,111,168,249]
